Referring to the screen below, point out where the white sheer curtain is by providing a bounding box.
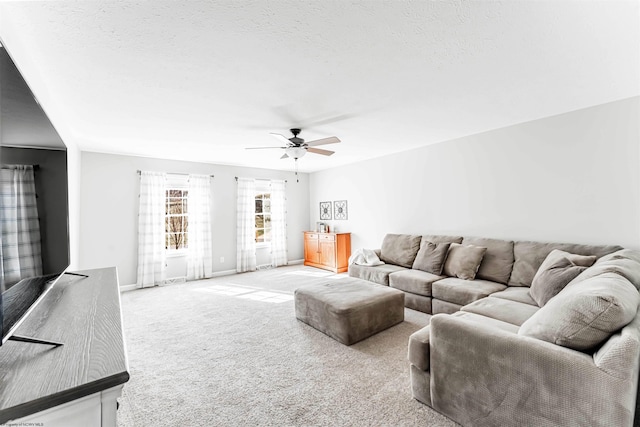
[186,174,213,281]
[0,165,42,291]
[136,171,167,288]
[270,179,288,267]
[236,177,256,272]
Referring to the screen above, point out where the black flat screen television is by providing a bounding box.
[0,42,71,347]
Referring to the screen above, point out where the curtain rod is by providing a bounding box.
[1,164,40,170]
[235,176,287,183]
[137,170,214,178]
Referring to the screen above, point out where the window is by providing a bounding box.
[255,191,271,243]
[166,189,188,251]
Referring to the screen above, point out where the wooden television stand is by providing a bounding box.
[0,267,130,426]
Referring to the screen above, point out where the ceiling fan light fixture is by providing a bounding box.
[285,147,307,159]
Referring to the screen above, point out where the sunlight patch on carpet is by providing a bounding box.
[193,284,293,303]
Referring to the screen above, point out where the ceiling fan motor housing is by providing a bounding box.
[289,128,304,145]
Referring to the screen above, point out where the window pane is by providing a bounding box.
[255,214,264,229]
[263,228,271,242]
[256,229,264,242]
[169,233,178,250]
[263,199,271,212]
[263,193,270,199]
[255,199,263,213]
[165,188,189,251]
[264,215,271,228]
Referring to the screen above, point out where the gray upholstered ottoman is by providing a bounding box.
[294,278,405,345]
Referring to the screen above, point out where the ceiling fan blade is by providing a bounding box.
[269,133,291,145]
[280,153,289,159]
[306,136,341,147]
[245,146,286,150]
[307,147,335,156]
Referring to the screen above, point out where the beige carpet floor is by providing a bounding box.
[117,265,457,426]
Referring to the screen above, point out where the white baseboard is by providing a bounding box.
[119,262,307,292]
[209,269,237,278]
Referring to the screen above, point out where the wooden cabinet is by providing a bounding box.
[304,232,351,273]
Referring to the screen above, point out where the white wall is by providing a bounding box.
[79,152,309,286]
[310,97,640,251]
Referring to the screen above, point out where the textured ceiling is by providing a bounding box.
[0,1,638,172]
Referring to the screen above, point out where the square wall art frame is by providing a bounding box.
[334,200,348,220]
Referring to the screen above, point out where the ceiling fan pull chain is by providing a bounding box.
[295,158,299,183]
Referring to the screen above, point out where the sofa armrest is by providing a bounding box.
[429,313,638,427]
[408,325,430,371]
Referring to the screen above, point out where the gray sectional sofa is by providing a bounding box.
[349,233,640,426]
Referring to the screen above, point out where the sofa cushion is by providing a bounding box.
[593,313,640,379]
[489,287,538,306]
[432,299,463,315]
[412,242,451,275]
[432,277,506,306]
[348,263,407,286]
[569,253,640,290]
[404,293,432,313]
[421,235,463,245]
[462,297,539,327]
[518,272,640,351]
[380,234,421,268]
[449,311,520,334]
[602,249,640,264]
[509,241,622,287]
[529,256,589,307]
[442,243,487,280]
[389,269,443,297]
[462,237,514,285]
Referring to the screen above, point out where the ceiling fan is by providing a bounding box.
[246,128,341,160]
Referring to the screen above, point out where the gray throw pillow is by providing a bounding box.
[519,273,640,351]
[532,249,596,283]
[380,234,421,268]
[412,242,451,275]
[529,256,587,306]
[442,243,487,280]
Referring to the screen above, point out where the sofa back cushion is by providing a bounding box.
[567,251,640,290]
[601,248,640,264]
[380,234,421,268]
[509,241,622,287]
[442,243,487,280]
[462,237,514,284]
[518,272,640,351]
[412,242,451,275]
[421,235,463,246]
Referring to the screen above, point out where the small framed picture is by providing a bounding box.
[320,201,332,220]
[334,200,348,220]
